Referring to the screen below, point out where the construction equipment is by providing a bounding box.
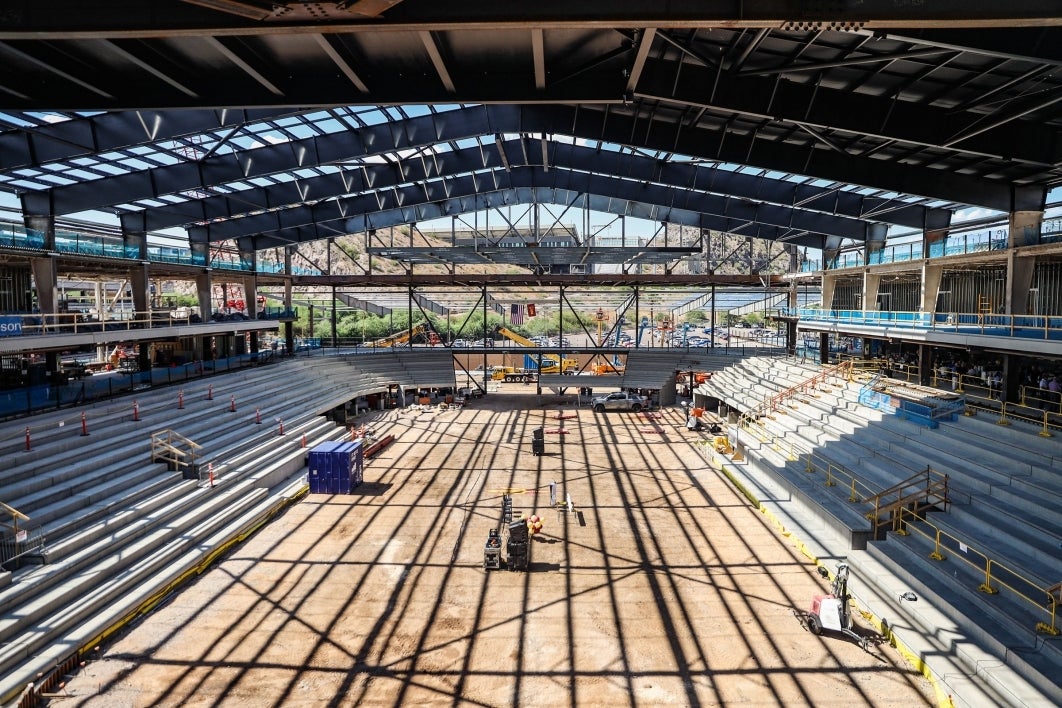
[493,326,579,373]
[483,528,502,570]
[506,519,529,571]
[637,317,653,346]
[370,322,439,348]
[489,366,537,383]
[800,564,870,651]
[592,355,625,375]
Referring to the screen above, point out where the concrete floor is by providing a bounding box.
[55,388,934,707]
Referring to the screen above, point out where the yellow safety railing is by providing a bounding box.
[986,396,1062,437]
[727,363,885,504]
[894,506,1059,636]
[739,359,853,429]
[865,467,950,531]
[803,452,880,503]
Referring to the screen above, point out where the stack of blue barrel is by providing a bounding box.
[307,440,364,494]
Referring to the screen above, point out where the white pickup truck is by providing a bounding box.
[591,391,647,412]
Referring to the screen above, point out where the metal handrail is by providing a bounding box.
[866,466,950,529]
[739,359,852,427]
[782,307,1062,341]
[894,506,1059,636]
[803,452,881,503]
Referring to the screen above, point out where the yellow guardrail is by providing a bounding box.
[803,452,880,503]
[730,363,885,506]
[988,398,1061,437]
[895,506,1059,636]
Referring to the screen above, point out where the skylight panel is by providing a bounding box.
[311,118,346,134]
[117,158,155,171]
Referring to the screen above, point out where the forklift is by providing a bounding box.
[801,563,870,651]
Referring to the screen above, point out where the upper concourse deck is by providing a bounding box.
[785,308,1062,357]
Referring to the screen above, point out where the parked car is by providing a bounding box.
[591,391,647,412]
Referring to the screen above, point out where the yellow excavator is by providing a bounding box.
[493,326,579,374]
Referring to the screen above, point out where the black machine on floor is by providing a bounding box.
[485,495,526,571]
[506,519,529,571]
[483,528,502,570]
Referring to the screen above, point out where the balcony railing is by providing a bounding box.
[1,219,320,274]
[781,307,1062,341]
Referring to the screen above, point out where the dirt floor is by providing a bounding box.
[55,387,935,707]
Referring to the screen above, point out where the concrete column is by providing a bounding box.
[236,236,256,272]
[124,229,147,260]
[922,227,948,259]
[823,235,843,271]
[119,212,149,260]
[920,263,944,315]
[864,272,882,311]
[821,273,837,312]
[129,263,150,316]
[1004,251,1036,316]
[138,341,151,372]
[1001,354,1018,404]
[195,271,212,321]
[921,206,952,258]
[243,275,259,318]
[918,345,933,386]
[1008,210,1043,248]
[29,257,58,317]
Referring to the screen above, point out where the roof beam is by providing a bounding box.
[340,0,406,18]
[28,103,1027,221]
[192,166,865,244]
[625,28,657,95]
[7,3,1062,38]
[202,36,285,96]
[0,108,305,171]
[532,29,546,91]
[0,41,114,100]
[420,30,456,94]
[313,34,371,93]
[75,111,930,233]
[636,58,1061,169]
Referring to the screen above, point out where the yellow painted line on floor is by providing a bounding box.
[702,446,955,708]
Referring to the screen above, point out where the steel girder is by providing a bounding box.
[119,136,943,234]
[187,167,869,246]
[0,108,306,172]
[558,106,1050,213]
[635,58,1062,172]
[227,185,827,252]
[20,104,1029,226]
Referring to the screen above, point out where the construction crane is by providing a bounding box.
[371,323,438,348]
[493,326,579,374]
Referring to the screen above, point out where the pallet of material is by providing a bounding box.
[364,434,395,459]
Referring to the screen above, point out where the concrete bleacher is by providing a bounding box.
[619,349,755,390]
[338,350,457,398]
[699,354,1062,706]
[0,352,415,705]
